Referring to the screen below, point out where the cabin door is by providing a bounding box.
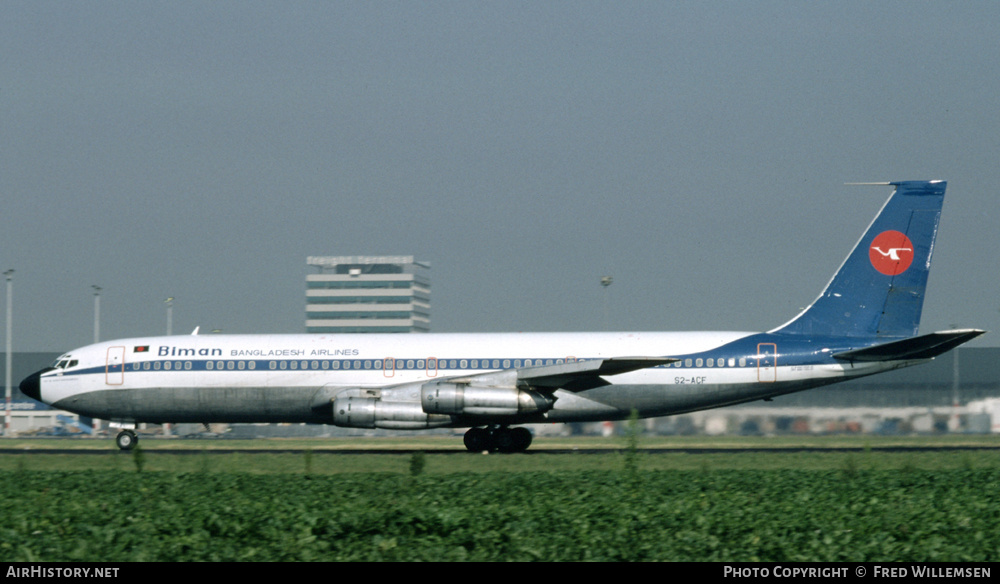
[106,346,125,385]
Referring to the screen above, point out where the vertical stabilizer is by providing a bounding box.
[773,181,946,338]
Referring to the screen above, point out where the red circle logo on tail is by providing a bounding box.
[869,230,914,275]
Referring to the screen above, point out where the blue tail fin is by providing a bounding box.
[773,181,946,339]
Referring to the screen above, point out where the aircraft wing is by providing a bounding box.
[832,329,986,362]
[445,357,677,392]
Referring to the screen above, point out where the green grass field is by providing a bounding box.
[2,434,999,474]
[1,435,998,561]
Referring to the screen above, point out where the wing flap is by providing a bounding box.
[518,357,676,391]
[443,356,676,392]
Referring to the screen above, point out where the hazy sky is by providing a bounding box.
[2,1,998,351]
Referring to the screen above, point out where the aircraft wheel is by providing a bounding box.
[116,430,138,451]
[510,426,532,452]
[463,427,491,452]
[494,427,533,453]
[494,428,517,453]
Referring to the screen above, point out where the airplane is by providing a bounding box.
[19,180,985,452]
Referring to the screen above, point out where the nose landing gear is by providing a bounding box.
[115,429,138,451]
[463,426,532,453]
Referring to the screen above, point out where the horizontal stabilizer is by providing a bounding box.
[833,329,986,362]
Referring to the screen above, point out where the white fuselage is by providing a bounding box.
[35,330,894,428]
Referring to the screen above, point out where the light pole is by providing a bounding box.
[92,286,101,343]
[600,276,613,331]
[161,296,175,438]
[165,297,174,336]
[4,270,13,437]
[88,285,103,436]
[950,323,961,432]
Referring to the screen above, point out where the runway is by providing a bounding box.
[3,444,999,455]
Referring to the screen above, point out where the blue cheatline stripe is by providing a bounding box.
[69,356,601,377]
[52,350,786,380]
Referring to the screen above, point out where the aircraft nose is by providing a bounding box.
[19,369,49,402]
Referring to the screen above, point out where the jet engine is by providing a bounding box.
[332,395,452,430]
[420,381,553,417]
[331,378,555,429]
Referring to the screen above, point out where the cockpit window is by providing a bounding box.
[52,359,79,369]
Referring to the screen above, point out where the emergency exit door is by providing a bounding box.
[757,343,777,383]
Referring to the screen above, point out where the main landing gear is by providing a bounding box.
[463,426,532,453]
[115,430,138,451]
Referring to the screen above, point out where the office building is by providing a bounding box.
[306,255,430,333]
